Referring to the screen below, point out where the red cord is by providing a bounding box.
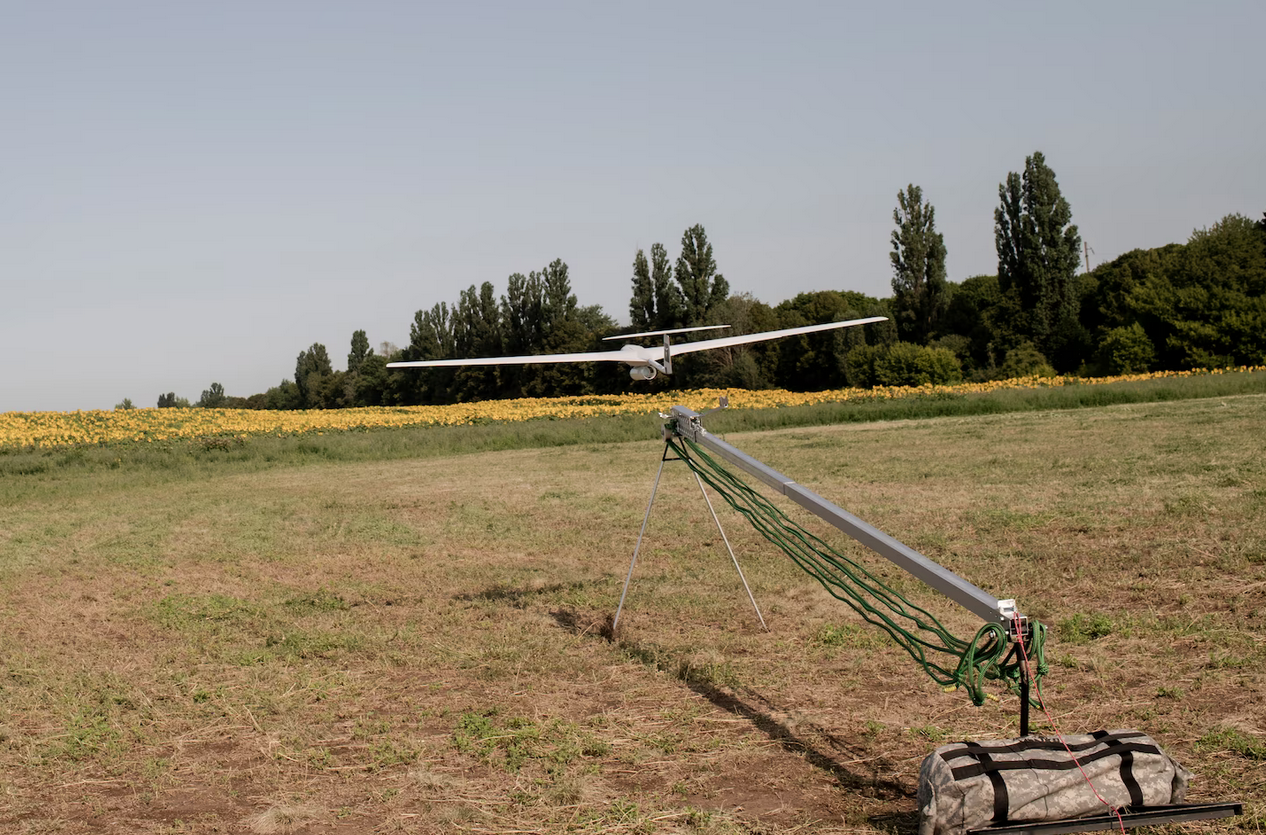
[1013,613,1126,835]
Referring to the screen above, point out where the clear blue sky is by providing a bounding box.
[3,1,1262,412]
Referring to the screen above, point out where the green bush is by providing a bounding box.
[844,342,963,388]
[998,341,1056,379]
[843,344,881,387]
[1099,322,1156,374]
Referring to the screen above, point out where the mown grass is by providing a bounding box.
[0,384,1263,833]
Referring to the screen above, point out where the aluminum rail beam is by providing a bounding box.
[669,406,1021,629]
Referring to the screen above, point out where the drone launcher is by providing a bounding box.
[664,405,1043,709]
[654,405,1242,834]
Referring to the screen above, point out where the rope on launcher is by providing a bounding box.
[1012,612,1126,834]
[668,433,1047,707]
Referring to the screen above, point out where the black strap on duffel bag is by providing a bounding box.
[917,730,1193,835]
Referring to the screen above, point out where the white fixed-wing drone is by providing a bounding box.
[387,317,887,380]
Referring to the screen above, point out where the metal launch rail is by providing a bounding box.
[614,402,1038,729]
[668,404,1024,629]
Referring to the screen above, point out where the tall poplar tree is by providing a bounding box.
[403,303,457,404]
[501,272,538,356]
[651,242,681,329]
[409,303,455,360]
[453,282,503,401]
[995,151,1081,356]
[454,282,503,359]
[539,258,580,347]
[629,249,655,331]
[499,259,589,396]
[294,343,334,408]
[890,184,949,344]
[674,224,729,327]
[629,243,684,330]
[347,329,371,374]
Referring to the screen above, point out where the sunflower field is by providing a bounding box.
[1,367,1261,450]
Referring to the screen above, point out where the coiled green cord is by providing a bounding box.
[669,434,1046,707]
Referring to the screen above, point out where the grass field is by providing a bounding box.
[1,383,1263,833]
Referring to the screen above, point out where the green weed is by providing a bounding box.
[150,593,263,632]
[908,724,949,743]
[817,622,887,649]
[1058,612,1115,644]
[451,711,607,774]
[42,710,119,762]
[1197,727,1266,760]
[284,588,349,612]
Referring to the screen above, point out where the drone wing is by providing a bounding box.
[603,324,729,341]
[387,345,654,369]
[666,316,888,356]
[385,317,887,372]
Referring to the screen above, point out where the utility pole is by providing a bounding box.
[1084,241,1094,273]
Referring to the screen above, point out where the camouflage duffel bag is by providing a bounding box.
[917,729,1193,835]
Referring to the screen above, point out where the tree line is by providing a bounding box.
[154,151,1266,410]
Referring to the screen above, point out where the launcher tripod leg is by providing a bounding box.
[613,441,768,634]
[612,446,669,634]
[690,470,767,630]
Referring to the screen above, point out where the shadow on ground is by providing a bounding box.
[870,810,921,835]
[453,578,603,609]
[550,605,916,802]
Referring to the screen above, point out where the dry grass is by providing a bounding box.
[245,804,323,834]
[0,394,1262,833]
